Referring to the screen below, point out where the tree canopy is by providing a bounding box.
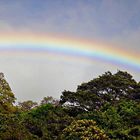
[60,71,140,112]
[61,119,109,140]
[0,70,139,139]
[0,73,16,113]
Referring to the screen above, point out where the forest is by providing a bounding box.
[0,70,140,140]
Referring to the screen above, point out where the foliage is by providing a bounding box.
[0,71,140,140]
[23,104,74,139]
[0,113,38,140]
[0,73,16,113]
[18,100,38,111]
[76,100,140,139]
[61,119,109,140]
[40,96,59,106]
[60,71,139,113]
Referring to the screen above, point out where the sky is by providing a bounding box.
[0,0,140,102]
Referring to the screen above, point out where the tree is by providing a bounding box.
[131,82,140,101]
[0,113,37,140]
[23,104,73,139]
[18,100,38,111]
[61,119,109,140]
[41,96,59,106]
[0,71,139,139]
[76,99,140,140]
[60,71,139,113]
[0,72,16,113]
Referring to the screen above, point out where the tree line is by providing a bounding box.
[0,71,139,140]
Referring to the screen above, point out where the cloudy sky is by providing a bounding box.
[0,0,140,102]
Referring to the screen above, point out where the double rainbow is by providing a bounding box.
[0,32,139,70]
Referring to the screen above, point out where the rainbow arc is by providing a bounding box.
[0,32,139,70]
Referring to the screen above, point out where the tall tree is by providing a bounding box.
[60,71,139,113]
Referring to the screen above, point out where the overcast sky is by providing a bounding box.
[0,0,140,102]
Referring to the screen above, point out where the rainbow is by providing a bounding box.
[0,32,139,70]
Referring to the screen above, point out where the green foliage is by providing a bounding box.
[18,100,38,111]
[23,104,74,139]
[60,71,139,114]
[76,99,140,139]
[61,119,109,140]
[41,96,59,106]
[0,71,140,140]
[0,73,16,113]
[0,113,38,140]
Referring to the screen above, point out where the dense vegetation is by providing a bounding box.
[0,71,139,140]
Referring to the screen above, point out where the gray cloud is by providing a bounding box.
[0,0,140,102]
[1,0,140,39]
